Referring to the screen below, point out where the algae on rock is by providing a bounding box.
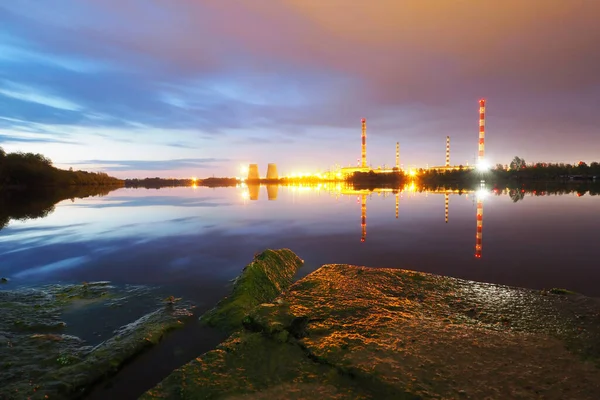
[1,282,194,400]
[145,260,600,400]
[200,248,304,332]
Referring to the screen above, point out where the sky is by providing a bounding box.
[1,1,599,178]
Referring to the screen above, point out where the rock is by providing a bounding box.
[0,277,8,283]
[1,282,194,400]
[200,248,303,332]
[145,261,600,400]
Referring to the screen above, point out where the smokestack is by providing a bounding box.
[445,136,450,167]
[247,164,259,181]
[478,99,486,163]
[396,142,399,169]
[361,118,367,168]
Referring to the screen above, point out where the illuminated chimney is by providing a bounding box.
[445,193,449,223]
[396,142,400,170]
[445,136,450,167]
[475,198,483,258]
[361,118,367,168]
[361,194,367,242]
[478,99,486,163]
[247,164,260,181]
[266,163,278,180]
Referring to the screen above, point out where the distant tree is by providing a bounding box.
[0,147,5,159]
[495,163,504,171]
[510,156,526,170]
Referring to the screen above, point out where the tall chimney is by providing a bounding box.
[361,118,367,168]
[478,99,486,163]
[396,142,400,169]
[445,136,450,167]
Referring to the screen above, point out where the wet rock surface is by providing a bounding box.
[145,261,600,399]
[200,249,304,332]
[0,282,194,399]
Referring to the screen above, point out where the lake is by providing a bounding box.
[2,183,600,298]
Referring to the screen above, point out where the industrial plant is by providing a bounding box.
[244,99,488,181]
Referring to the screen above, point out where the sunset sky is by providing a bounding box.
[1,1,599,178]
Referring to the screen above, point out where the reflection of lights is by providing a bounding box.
[241,191,249,200]
[476,160,490,171]
[192,183,197,189]
[404,182,417,193]
[476,189,488,200]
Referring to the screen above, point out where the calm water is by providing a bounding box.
[2,184,600,297]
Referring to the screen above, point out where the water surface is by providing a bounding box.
[2,184,600,298]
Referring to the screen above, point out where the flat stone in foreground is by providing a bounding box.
[145,263,600,399]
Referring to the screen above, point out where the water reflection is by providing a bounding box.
[0,186,120,231]
[2,182,600,297]
[246,184,279,201]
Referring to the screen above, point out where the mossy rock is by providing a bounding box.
[200,249,303,332]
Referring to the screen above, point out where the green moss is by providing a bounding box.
[1,283,194,400]
[200,249,303,332]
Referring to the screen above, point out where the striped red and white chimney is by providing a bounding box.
[478,99,486,163]
[445,136,450,167]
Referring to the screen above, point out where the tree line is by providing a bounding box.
[0,147,123,189]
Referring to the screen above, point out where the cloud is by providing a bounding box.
[1,0,599,169]
[71,158,229,171]
[0,133,76,145]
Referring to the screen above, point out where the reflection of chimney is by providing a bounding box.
[445,193,449,223]
[361,194,367,242]
[475,198,483,257]
[266,184,278,200]
[266,163,278,180]
[361,118,367,168]
[395,193,399,219]
[248,184,260,200]
[248,164,260,181]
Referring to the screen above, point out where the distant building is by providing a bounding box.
[266,163,278,180]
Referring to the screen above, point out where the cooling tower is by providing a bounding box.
[266,163,279,180]
[247,164,260,181]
